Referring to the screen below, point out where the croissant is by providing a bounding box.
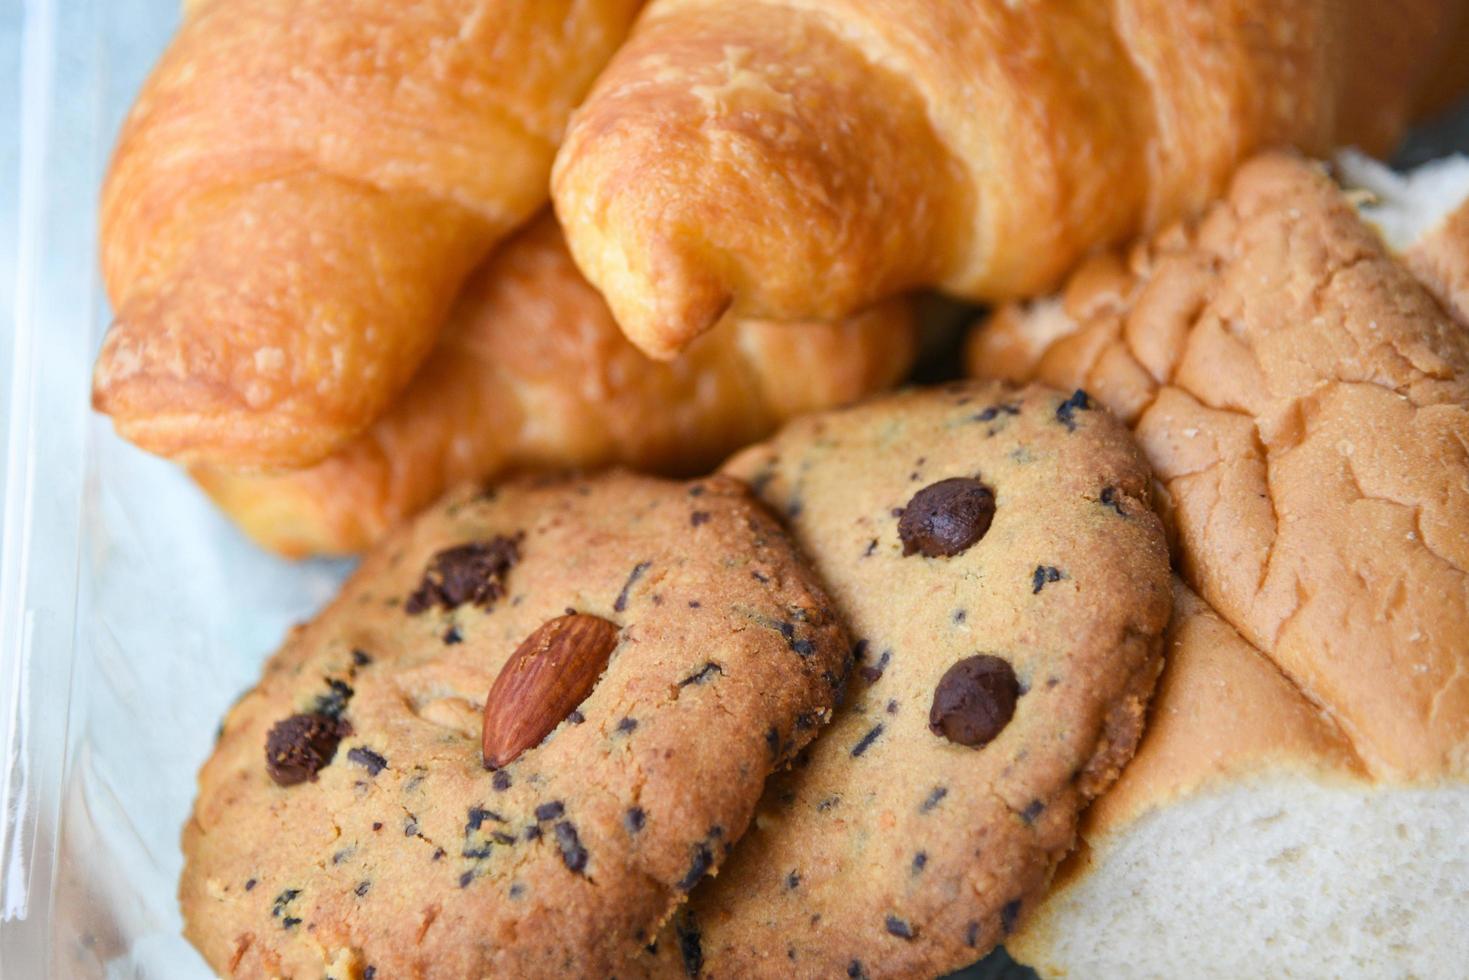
[193,214,917,557]
[967,153,1469,780]
[94,0,643,470]
[552,0,1469,359]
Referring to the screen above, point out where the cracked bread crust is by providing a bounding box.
[969,151,1469,780]
[635,382,1170,978]
[180,471,850,979]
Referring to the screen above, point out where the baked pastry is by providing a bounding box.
[94,0,643,470]
[969,153,1469,976]
[191,214,916,557]
[634,382,1171,977]
[180,471,852,978]
[552,0,1469,358]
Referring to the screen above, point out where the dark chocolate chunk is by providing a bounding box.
[442,625,463,645]
[1031,565,1063,594]
[624,807,646,834]
[364,967,376,980]
[509,882,526,899]
[1055,389,1091,431]
[371,822,382,831]
[786,870,801,890]
[1020,799,1046,825]
[898,478,996,558]
[929,655,1020,747]
[354,880,370,897]
[616,716,638,734]
[492,831,516,846]
[566,709,585,725]
[920,786,948,813]
[523,825,541,841]
[675,912,703,977]
[687,484,706,497]
[965,921,981,948]
[1001,898,1023,935]
[491,770,512,792]
[690,510,711,527]
[459,871,475,888]
[1099,485,1127,517]
[859,649,891,684]
[331,848,352,864]
[403,816,418,837]
[405,536,520,614]
[466,807,504,832]
[554,821,588,874]
[886,699,899,715]
[677,841,715,892]
[265,713,349,786]
[848,960,869,979]
[350,649,372,668]
[534,801,565,822]
[281,916,301,930]
[851,723,884,757]
[270,888,300,918]
[244,879,256,891]
[885,914,916,940]
[912,852,928,873]
[614,561,651,613]
[347,746,387,776]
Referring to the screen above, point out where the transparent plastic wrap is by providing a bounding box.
[1,3,1465,978]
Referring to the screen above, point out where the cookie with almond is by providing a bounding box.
[180,471,850,979]
[640,381,1171,978]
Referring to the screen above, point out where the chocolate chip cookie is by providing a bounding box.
[642,382,1171,978]
[180,471,851,979]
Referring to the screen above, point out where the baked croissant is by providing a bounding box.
[94,0,643,470]
[967,153,1469,780]
[552,0,1469,359]
[193,214,917,557]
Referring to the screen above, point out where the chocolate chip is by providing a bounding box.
[509,882,526,899]
[364,967,376,980]
[751,569,770,584]
[624,807,646,834]
[1031,565,1063,593]
[1099,485,1127,517]
[371,822,382,831]
[270,888,300,919]
[523,825,541,841]
[929,655,1019,747]
[351,649,372,667]
[675,912,703,977]
[920,786,948,813]
[281,916,301,930]
[616,716,638,734]
[459,871,475,888]
[678,662,724,687]
[354,880,370,897]
[492,770,511,792]
[614,561,651,613]
[886,699,899,714]
[765,726,780,756]
[442,625,463,645]
[847,960,869,979]
[1056,389,1091,431]
[265,713,349,786]
[885,915,916,940]
[313,678,354,718]
[690,511,710,527]
[1001,898,1023,934]
[405,536,520,614]
[244,879,256,891]
[535,801,565,821]
[1021,799,1046,824]
[677,841,715,891]
[912,852,927,873]
[898,478,996,558]
[554,821,588,874]
[975,402,1021,422]
[817,795,840,812]
[859,649,891,684]
[786,870,801,890]
[347,746,387,776]
[862,538,878,557]
[567,710,585,725]
[964,921,981,947]
[851,723,884,757]
[466,807,504,831]
[403,816,418,837]
[492,831,516,846]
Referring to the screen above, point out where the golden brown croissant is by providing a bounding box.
[967,153,1469,780]
[193,214,917,557]
[94,0,643,470]
[552,0,1469,359]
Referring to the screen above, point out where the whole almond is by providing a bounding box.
[482,613,620,768]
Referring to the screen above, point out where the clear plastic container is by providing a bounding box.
[1,2,1465,977]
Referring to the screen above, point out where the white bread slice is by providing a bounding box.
[970,154,1469,977]
[1012,584,1469,978]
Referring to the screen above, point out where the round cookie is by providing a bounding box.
[180,471,851,979]
[644,382,1172,978]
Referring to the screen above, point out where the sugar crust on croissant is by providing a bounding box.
[553,0,1469,358]
[193,214,917,557]
[95,0,643,470]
